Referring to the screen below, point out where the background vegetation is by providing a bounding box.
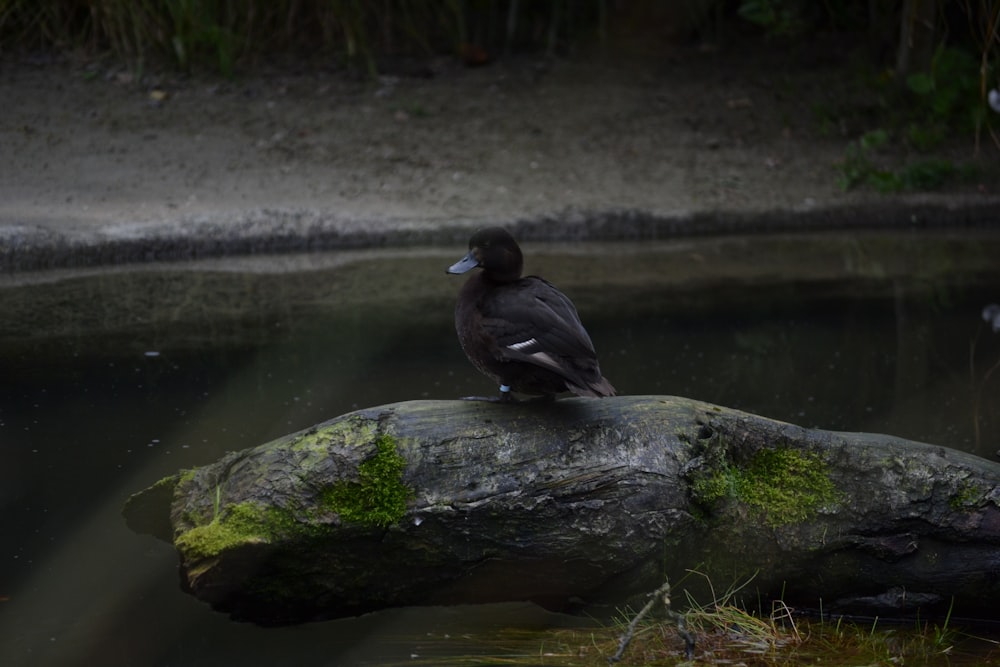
[2,1,997,180]
[0,1,996,81]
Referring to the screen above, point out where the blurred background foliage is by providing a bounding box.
[0,1,995,82]
[1,1,997,171]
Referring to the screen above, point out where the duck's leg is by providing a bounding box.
[458,386,558,403]
[459,384,519,403]
[459,394,517,402]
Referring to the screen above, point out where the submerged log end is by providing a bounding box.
[123,473,179,543]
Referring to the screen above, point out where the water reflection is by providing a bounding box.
[0,231,998,665]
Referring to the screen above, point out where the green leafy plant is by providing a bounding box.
[836,28,996,191]
[837,128,978,192]
[905,45,983,131]
[737,0,805,37]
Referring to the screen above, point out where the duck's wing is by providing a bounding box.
[480,278,598,374]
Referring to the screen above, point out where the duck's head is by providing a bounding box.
[446,227,523,282]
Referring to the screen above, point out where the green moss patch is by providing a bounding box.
[948,480,985,510]
[321,434,410,528]
[691,447,840,527]
[173,432,410,559]
[291,416,377,455]
[176,502,262,559]
[174,501,323,560]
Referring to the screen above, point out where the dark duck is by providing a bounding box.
[447,227,616,401]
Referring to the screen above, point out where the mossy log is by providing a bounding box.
[123,396,1000,626]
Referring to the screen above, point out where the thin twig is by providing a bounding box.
[609,577,695,664]
[970,323,1000,450]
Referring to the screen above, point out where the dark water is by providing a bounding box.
[1,231,999,666]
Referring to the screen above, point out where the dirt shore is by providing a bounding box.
[2,45,999,271]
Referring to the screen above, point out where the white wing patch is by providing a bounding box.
[507,338,538,351]
[506,337,561,371]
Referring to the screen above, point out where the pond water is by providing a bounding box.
[1,230,999,666]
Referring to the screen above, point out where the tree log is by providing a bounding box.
[123,396,1000,626]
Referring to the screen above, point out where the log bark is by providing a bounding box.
[123,396,1000,626]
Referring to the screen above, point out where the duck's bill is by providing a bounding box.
[446,252,480,274]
